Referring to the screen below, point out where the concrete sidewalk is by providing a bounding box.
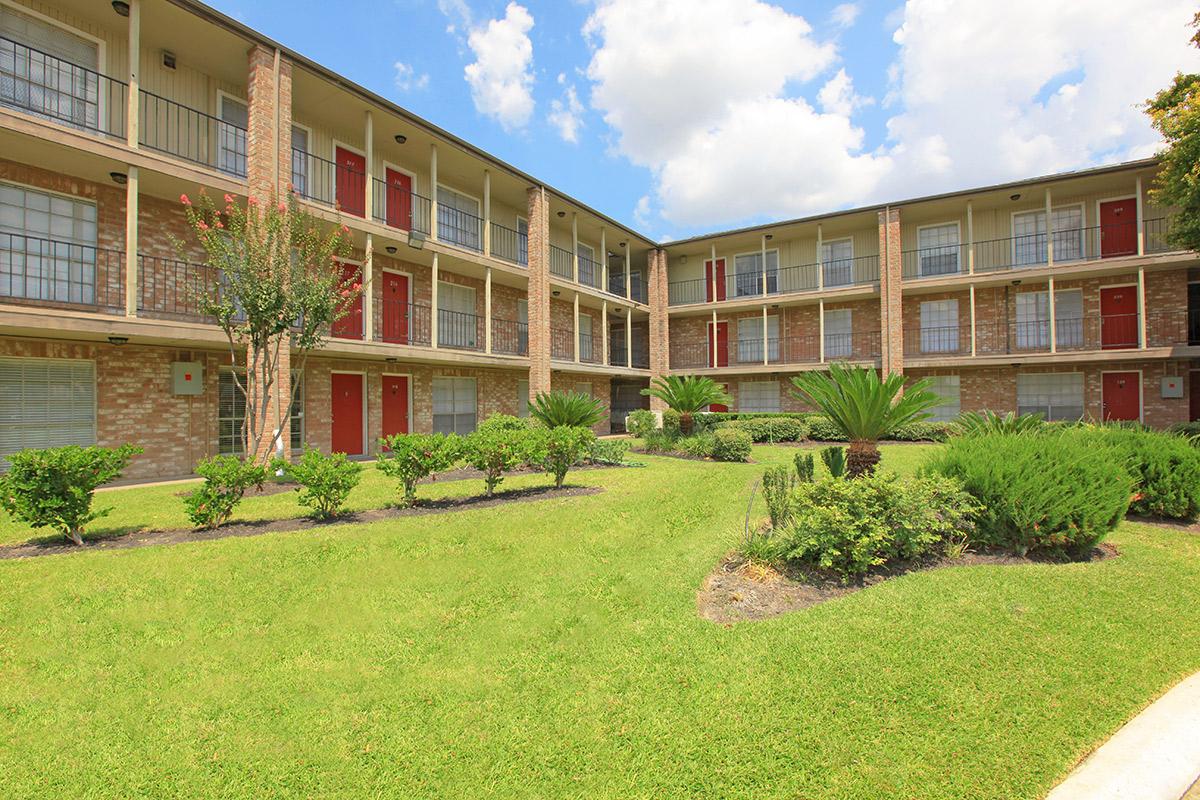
[1046,671,1200,800]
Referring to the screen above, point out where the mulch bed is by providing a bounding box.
[697,542,1119,624]
[0,485,604,561]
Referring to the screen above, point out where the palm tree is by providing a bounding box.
[528,389,606,428]
[641,375,731,435]
[790,363,940,477]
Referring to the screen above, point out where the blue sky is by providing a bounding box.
[207,0,1198,241]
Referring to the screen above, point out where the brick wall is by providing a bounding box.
[552,370,612,434]
[878,207,904,373]
[526,186,552,398]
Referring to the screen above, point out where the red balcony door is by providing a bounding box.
[385,167,413,230]
[708,321,728,368]
[381,271,410,344]
[1102,371,1141,422]
[332,261,363,340]
[1099,198,1137,258]
[330,372,365,455]
[709,382,729,413]
[335,146,366,217]
[382,375,410,438]
[1100,285,1137,349]
[705,258,726,302]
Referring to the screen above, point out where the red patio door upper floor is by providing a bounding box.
[381,271,410,344]
[708,321,728,368]
[335,146,366,218]
[1100,285,1137,349]
[385,167,413,230]
[1099,198,1137,258]
[705,258,726,303]
[331,261,363,340]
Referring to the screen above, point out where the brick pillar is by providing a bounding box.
[878,207,903,375]
[647,248,670,411]
[526,186,552,400]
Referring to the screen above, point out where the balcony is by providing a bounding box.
[901,219,1175,281]
[490,222,527,266]
[550,326,574,360]
[369,178,432,236]
[577,253,603,291]
[578,331,601,364]
[491,317,528,355]
[438,206,483,253]
[608,332,649,369]
[607,270,646,303]
[437,307,484,351]
[667,254,879,306]
[378,299,433,346]
[669,330,880,370]
[549,245,573,280]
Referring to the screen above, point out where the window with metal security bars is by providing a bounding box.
[217,95,249,179]
[578,313,593,361]
[516,379,529,417]
[925,375,961,422]
[1017,373,1084,422]
[918,223,960,276]
[1012,207,1084,266]
[577,242,597,286]
[517,218,529,265]
[437,281,477,349]
[218,370,304,455]
[920,299,959,353]
[738,381,780,413]
[733,251,779,297]
[1015,290,1082,349]
[0,181,97,304]
[824,308,852,358]
[0,7,100,131]
[737,315,779,362]
[436,185,481,250]
[0,356,95,466]
[433,377,476,434]
[822,239,854,287]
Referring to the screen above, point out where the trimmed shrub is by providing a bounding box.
[640,429,677,453]
[276,447,362,519]
[888,421,953,442]
[464,427,527,497]
[0,444,141,545]
[1170,420,1200,442]
[956,410,1045,436]
[1095,426,1200,519]
[759,473,979,580]
[676,434,716,458]
[711,428,752,462]
[806,415,849,442]
[924,431,1132,557]
[662,408,682,437]
[184,455,268,530]
[476,413,532,435]
[377,433,463,507]
[529,425,595,488]
[761,465,797,528]
[725,416,807,443]
[820,446,846,478]
[793,452,815,482]
[626,409,657,438]
[586,438,633,466]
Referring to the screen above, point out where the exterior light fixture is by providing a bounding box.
[107,335,129,346]
[394,134,407,145]
[112,1,130,16]
[556,211,566,218]
[552,290,561,297]
[619,242,626,248]
[1011,279,1021,286]
[385,245,397,254]
[407,231,426,250]
[1010,193,1021,201]
[386,356,398,363]
[765,234,773,240]
[109,172,127,185]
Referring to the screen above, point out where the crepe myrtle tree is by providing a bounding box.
[177,190,356,464]
[1146,12,1200,252]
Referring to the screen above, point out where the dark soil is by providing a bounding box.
[1,485,604,561]
[698,542,1119,624]
[1126,514,1200,534]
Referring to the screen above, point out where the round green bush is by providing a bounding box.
[725,417,808,443]
[1095,426,1200,520]
[711,428,752,462]
[626,409,657,438]
[806,415,849,442]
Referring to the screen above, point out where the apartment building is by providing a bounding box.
[0,0,1195,482]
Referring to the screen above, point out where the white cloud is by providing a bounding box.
[548,80,585,143]
[437,0,472,33]
[393,61,429,93]
[633,195,652,229]
[818,68,872,117]
[464,3,536,131]
[830,3,860,30]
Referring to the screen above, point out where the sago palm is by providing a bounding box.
[527,390,605,428]
[641,375,731,435]
[790,363,940,477]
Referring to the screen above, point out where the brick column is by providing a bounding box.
[878,207,903,375]
[526,186,552,399]
[647,248,670,410]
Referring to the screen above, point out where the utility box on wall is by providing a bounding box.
[171,362,204,395]
[1162,376,1184,399]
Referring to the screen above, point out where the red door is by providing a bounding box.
[705,258,727,302]
[381,271,410,344]
[331,261,363,339]
[1191,371,1200,422]
[330,373,364,455]
[384,167,413,230]
[1100,198,1137,258]
[708,321,728,368]
[1100,285,1137,350]
[709,382,729,413]
[382,375,410,439]
[335,146,366,217]
[1102,372,1140,422]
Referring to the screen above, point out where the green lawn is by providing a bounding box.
[1,443,1198,798]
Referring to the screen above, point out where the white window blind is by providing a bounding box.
[218,369,303,455]
[578,313,593,361]
[433,377,476,434]
[918,223,960,276]
[738,381,780,413]
[824,308,852,358]
[732,251,779,296]
[926,375,961,422]
[0,7,100,131]
[0,356,95,464]
[217,96,248,178]
[1015,290,1082,349]
[821,239,854,287]
[437,281,477,348]
[1013,207,1085,266]
[436,186,481,250]
[1017,373,1084,421]
[920,299,959,353]
[737,315,778,363]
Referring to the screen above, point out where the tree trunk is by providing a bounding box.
[67,527,83,546]
[846,440,881,478]
[680,412,694,436]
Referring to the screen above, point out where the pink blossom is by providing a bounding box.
[340,224,350,235]
[197,220,209,231]
[180,194,191,206]
[248,196,258,205]
[351,282,362,292]
[213,219,223,229]
[223,194,234,204]
[277,202,287,213]
[340,288,351,297]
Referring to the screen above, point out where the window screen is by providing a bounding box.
[738,381,780,413]
[0,356,95,466]
[1017,373,1084,421]
[433,377,476,434]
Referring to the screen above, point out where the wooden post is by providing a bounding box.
[485,267,493,354]
[431,252,439,347]
[430,144,439,241]
[126,0,139,149]
[483,170,491,257]
[124,166,138,317]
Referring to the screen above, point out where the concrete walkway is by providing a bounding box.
[1046,671,1200,800]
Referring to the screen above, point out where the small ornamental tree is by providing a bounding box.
[376,433,463,507]
[530,426,595,489]
[184,455,268,530]
[176,190,355,464]
[464,428,526,497]
[0,444,141,545]
[1146,13,1200,252]
[275,447,362,519]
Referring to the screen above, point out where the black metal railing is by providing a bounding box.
[437,206,482,252]
[901,244,968,279]
[379,299,433,346]
[140,89,245,177]
[137,254,218,322]
[550,326,574,360]
[578,331,600,364]
[549,245,573,279]
[669,329,877,369]
[370,179,432,235]
[0,233,125,311]
[578,254,603,289]
[492,317,528,355]
[490,222,527,266]
[436,307,483,350]
[293,149,366,215]
[0,36,127,138]
[667,255,877,306]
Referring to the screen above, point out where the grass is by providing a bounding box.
[1,443,1199,798]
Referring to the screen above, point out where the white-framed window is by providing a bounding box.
[733,250,779,297]
[0,356,95,464]
[578,313,594,361]
[917,223,961,276]
[218,369,303,455]
[1017,372,1084,422]
[1013,206,1085,266]
[573,381,592,397]
[824,308,852,358]
[822,239,854,287]
[1015,289,1082,349]
[0,181,98,304]
[517,217,529,266]
[739,381,780,413]
[516,379,529,417]
[217,94,249,178]
[0,6,100,131]
[437,281,477,349]
[925,375,961,422]
[737,315,779,363]
[436,186,481,250]
[920,299,959,353]
[433,377,476,434]
[577,241,597,286]
[290,125,309,197]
